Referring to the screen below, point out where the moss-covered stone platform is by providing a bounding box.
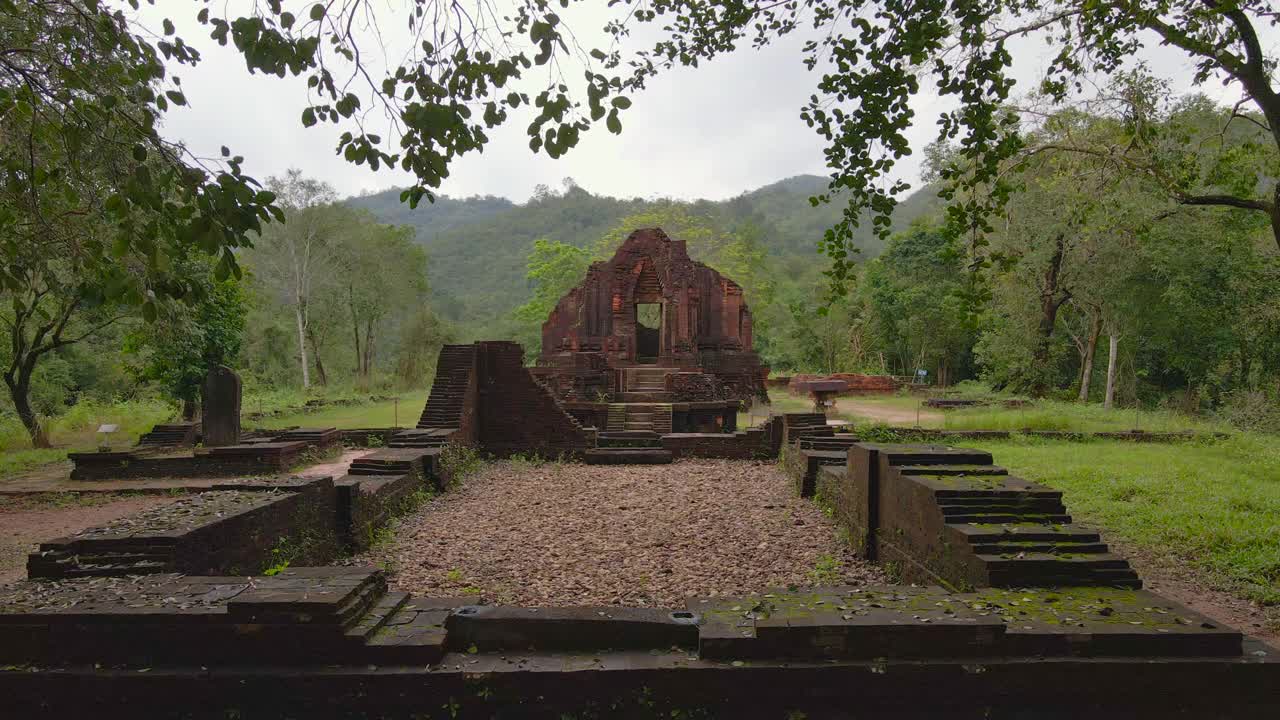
[1,567,1275,718]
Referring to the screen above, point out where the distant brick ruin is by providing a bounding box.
[534,228,769,406]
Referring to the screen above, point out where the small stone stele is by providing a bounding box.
[201,365,242,447]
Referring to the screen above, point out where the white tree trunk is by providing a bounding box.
[1104,334,1119,409]
[295,305,311,389]
[1078,312,1101,401]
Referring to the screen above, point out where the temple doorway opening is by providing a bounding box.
[635,303,661,362]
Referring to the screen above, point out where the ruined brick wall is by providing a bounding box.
[476,341,594,456]
[338,473,421,550]
[669,372,726,401]
[538,228,768,401]
[790,374,899,396]
[176,478,341,576]
[68,444,307,481]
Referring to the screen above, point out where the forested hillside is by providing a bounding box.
[347,176,943,330]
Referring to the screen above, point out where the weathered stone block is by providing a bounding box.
[201,365,241,447]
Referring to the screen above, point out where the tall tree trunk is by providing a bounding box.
[1032,234,1071,395]
[294,305,311,389]
[5,370,48,448]
[307,326,328,387]
[349,284,362,373]
[1104,334,1120,410]
[361,319,376,379]
[1078,311,1101,401]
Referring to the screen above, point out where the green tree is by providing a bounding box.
[335,221,430,383]
[246,171,348,389]
[125,258,248,419]
[511,239,591,357]
[862,226,977,385]
[0,2,277,443]
[620,0,1280,277]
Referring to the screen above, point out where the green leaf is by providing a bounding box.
[606,109,621,134]
[309,4,325,21]
[165,90,186,106]
[611,96,632,110]
[132,145,148,162]
[301,107,316,127]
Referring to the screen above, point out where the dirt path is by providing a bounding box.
[838,398,942,426]
[1108,537,1279,647]
[358,459,886,607]
[0,494,182,585]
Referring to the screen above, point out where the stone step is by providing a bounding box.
[945,513,1073,525]
[363,606,450,665]
[978,552,1132,569]
[952,523,1101,544]
[941,501,1067,515]
[986,568,1144,589]
[344,591,410,644]
[970,541,1110,554]
[583,448,674,465]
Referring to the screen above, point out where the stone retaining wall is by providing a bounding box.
[29,477,343,578]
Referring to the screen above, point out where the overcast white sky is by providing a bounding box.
[138,2,1277,203]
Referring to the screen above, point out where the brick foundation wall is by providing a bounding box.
[476,341,594,456]
[661,431,771,460]
[68,445,307,481]
[177,477,341,576]
[337,473,422,550]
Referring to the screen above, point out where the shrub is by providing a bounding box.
[1217,389,1280,433]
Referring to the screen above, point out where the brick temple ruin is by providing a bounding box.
[531,227,768,440]
[3,329,1278,716]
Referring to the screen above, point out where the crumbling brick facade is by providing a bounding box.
[538,228,768,402]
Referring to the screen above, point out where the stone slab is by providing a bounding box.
[445,605,699,652]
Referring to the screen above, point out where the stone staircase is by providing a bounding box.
[27,540,177,578]
[388,428,453,449]
[417,345,475,429]
[615,403,674,432]
[619,367,674,402]
[896,463,1143,589]
[585,429,673,464]
[137,422,199,448]
[275,427,340,446]
[348,448,432,478]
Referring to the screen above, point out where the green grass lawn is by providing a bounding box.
[975,434,1280,627]
[258,391,429,430]
[758,387,1230,434]
[942,399,1232,434]
[0,399,176,477]
[0,388,432,478]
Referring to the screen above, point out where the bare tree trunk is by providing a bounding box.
[361,319,376,379]
[349,284,362,374]
[1033,235,1071,392]
[5,370,48,448]
[307,326,328,386]
[1078,312,1101,401]
[1104,334,1120,409]
[294,305,311,389]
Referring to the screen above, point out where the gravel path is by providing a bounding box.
[358,459,885,607]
